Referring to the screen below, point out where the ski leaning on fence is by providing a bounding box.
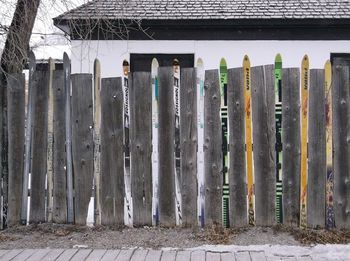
[196,58,205,227]
[325,60,334,229]
[93,59,102,225]
[173,59,182,225]
[64,52,74,224]
[47,57,55,222]
[21,51,36,224]
[122,60,132,226]
[300,55,309,229]
[243,55,255,226]
[151,58,160,226]
[275,54,283,224]
[219,58,229,228]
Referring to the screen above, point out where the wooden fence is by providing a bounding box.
[1,55,350,229]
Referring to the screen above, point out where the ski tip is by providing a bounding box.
[29,50,36,62]
[151,58,159,68]
[94,58,101,72]
[325,59,331,69]
[275,53,282,63]
[220,57,227,67]
[196,58,204,68]
[48,57,55,71]
[243,55,250,67]
[122,60,129,76]
[63,52,69,61]
[28,50,36,71]
[172,58,180,67]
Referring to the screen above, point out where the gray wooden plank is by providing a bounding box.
[307,69,326,228]
[130,249,148,261]
[228,67,247,227]
[206,252,220,261]
[250,251,267,261]
[175,250,191,261]
[52,70,67,223]
[160,250,176,261]
[235,251,251,261]
[145,250,162,261]
[180,68,198,227]
[282,68,301,227]
[204,69,222,227]
[70,249,92,261]
[100,250,121,261]
[130,72,152,226]
[56,249,78,261]
[42,249,65,261]
[190,250,205,261]
[7,73,25,226]
[266,257,282,261]
[0,249,23,261]
[85,249,107,261]
[332,63,350,229]
[158,67,176,227]
[100,77,124,226]
[26,249,51,261]
[280,257,297,261]
[116,249,136,261]
[30,70,49,223]
[221,252,236,261]
[71,73,94,225]
[251,65,276,226]
[11,249,35,261]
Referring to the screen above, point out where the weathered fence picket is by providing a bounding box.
[204,69,222,226]
[100,77,124,226]
[52,70,67,223]
[180,68,197,227]
[130,72,152,226]
[332,64,350,229]
[30,70,49,223]
[158,67,176,227]
[251,65,276,226]
[228,68,247,227]
[307,69,326,228]
[71,74,94,225]
[282,68,301,227]
[7,73,25,226]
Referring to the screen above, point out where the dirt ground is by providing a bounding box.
[0,224,349,249]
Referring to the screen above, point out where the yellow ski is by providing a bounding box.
[325,60,334,229]
[300,55,309,228]
[243,55,255,225]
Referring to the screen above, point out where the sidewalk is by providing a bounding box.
[0,245,349,261]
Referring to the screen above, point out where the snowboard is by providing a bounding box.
[243,55,255,226]
[93,58,102,225]
[63,52,74,224]
[122,59,132,226]
[219,58,229,228]
[300,55,309,229]
[173,59,182,225]
[151,58,160,226]
[275,54,283,224]
[325,60,334,229]
[21,50,36,224]
[196,58,205,227]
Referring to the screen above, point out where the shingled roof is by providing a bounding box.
[55,0,350,21]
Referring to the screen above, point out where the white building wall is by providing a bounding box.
[71,40,350,77]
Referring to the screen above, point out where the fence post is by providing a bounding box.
[71,74,94,225]
[7,73,25,226]
[204,69,222,226]
[307,69,326,228]
[282,68,301,227]
[130,72,152,226]
[52,70,67,223]
[100,77,124,226]
[251,65,276,226]
[228,68,247,227]
[158,67,176,227]
[180,68,197,227]
[30,70,49,223]
[332,64,350,229]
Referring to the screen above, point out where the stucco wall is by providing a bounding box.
[71,40,350,77]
